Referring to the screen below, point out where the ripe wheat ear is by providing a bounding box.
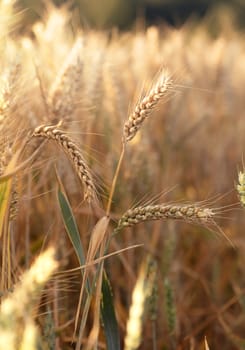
[115,204,214,232]
[123,70,173,142]
[33,124,97,203]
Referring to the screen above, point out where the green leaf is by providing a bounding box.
[57,185,85,267]
[101,272,120,350]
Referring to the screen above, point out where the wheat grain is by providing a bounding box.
[123,71,172,142]
[32,124,97,203]
[116,204,214,232]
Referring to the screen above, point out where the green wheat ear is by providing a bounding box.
[164,278,176,335]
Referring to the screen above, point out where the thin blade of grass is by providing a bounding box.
[101,272,121,350]
[56,173,85,267]
[0,181,8,236]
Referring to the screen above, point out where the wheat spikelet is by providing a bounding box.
[0,129,11,177]
[0,61,21,133]
[124,255,157,350]
[19,320,37,350]
[9,179,19,221]
[116,204,214,232]
[0,248,57,349]
[237,170,245,207]
[0,0,19,42]
[123,71,172,142]
[83,32,106,104]
[1,250,57,315]
[48,37,83,122]
[164,278,176,334]
[32,124,97,203]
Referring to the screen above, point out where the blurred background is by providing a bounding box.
[19,0,245,31]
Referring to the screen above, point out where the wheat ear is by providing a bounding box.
[0,248,57,349]
[123,71,172,142]
[33,124,97,203]
[48,38,83,122]
[124,255,157,350]
[116,204,214,232]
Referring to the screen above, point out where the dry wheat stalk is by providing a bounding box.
[116,204,214,232]
[123,71,172,142]
[32,124,97,203]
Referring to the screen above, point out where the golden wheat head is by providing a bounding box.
[116,204,214,233]
[123,71,172,142]
[33,124,97,203]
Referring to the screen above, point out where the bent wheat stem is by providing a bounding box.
[106,141,125,215]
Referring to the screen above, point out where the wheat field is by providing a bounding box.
[0,2,245,349]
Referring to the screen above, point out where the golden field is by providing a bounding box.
[0,2,245,349]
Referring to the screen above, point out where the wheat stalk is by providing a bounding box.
[123,71,172,142]
[32,124,97,203]
[116,204,214,232]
